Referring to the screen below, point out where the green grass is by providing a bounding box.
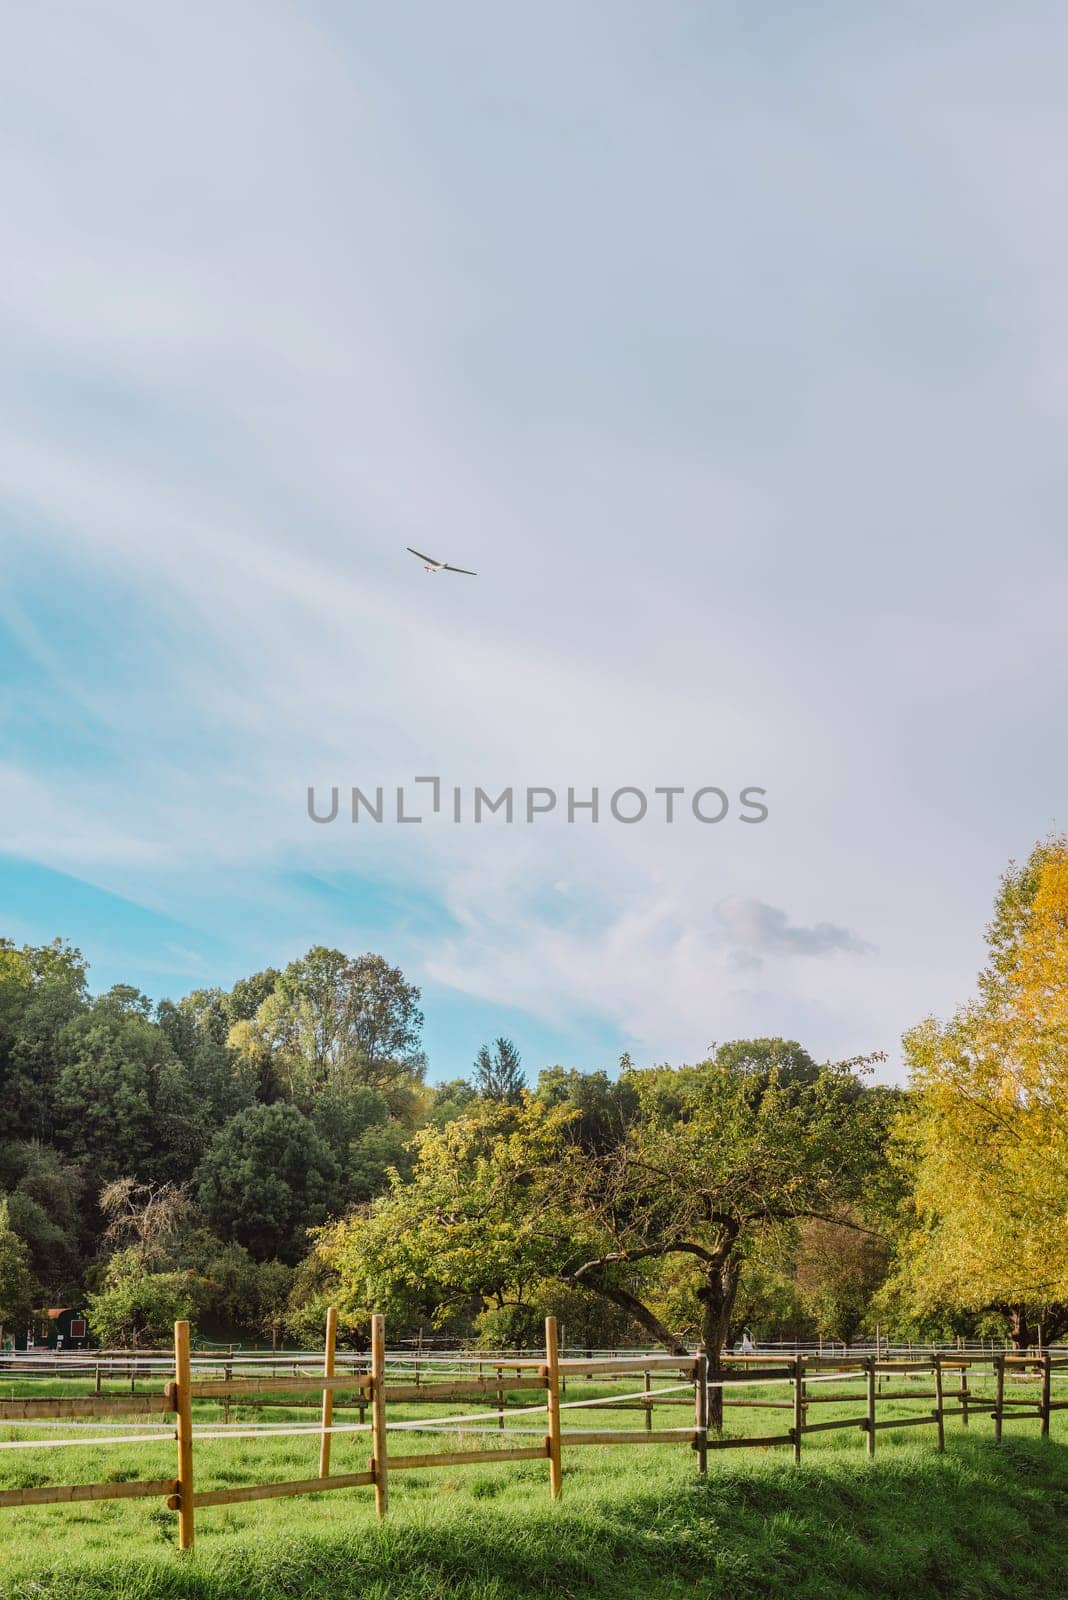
[1,1375,1066,1599]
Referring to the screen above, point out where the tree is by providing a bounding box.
[0,939,88,1142]
[52,1002,162,1180]
[179,971,284,1103]
[473,1038,525,1104]
[320,1054,886,1425]
[317,1098,578,1334]
[894,838,1068,1345]
[547,1057,883,1422]
[195,1102,339,1262]
[193,1240,263,1332]
[86,1266,198,1347]
[426,1078,480,1128]
[0,1198,37,1343]
[535,1066,639,1152]
[227,968,282,1025]
[254,1260,295,1350]
[98,1178,198,1270]
[308,1084,412,1201]
[156,999,258,1126]
[713,1038,820,1098]
[0,1141,87,1299]
[794,1213,890,1344]
[228,948,425,1115]
[52,992,209,1183]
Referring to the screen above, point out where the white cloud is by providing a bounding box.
[1,2,1065,1077]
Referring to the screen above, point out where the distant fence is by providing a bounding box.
[1,1314,1065,1553]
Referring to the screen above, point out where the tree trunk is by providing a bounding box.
[1008,1306,1035,1351]
[1000,1303,1068,1348]
[699,1260,741,1432]
[1039,1306,1068,1344]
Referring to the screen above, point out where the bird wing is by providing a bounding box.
[443,564,477,576]
[407,546,440,564]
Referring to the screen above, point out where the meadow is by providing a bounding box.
[1,1370,1066,1600]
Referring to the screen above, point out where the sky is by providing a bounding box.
[1,3,1066,1084]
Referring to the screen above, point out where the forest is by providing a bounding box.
[2,836,1066,1364]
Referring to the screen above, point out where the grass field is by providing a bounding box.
[2,1373,1066,1599]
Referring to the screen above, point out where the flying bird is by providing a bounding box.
[407,546,477,576]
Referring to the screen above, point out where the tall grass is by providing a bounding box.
[1,1378,1065,1599]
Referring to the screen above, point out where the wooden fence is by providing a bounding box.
[1,1317,1064,1554]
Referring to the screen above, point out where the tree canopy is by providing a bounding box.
[7,848,1062,1362]
[318,1045,890,1423]
[893,837,1068,1344]
[228,949,426,1116]
[196,1102,340,1263]
[473,1037,525,1104]
[0,941,431,1337]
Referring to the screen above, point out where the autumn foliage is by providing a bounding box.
[895,838,1068,1342]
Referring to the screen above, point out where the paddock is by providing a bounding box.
[1,1317,1064,1554]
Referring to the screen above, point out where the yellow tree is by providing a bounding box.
[897,838,1068,1344]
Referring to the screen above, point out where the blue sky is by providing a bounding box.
[2,3,1067,1083]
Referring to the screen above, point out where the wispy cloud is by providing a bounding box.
[1,2,1065,1077]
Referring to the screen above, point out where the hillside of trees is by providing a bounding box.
[1,835,1066,1352]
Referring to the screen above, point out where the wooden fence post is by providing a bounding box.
[934,1356,945,1452]
[173,1319,195,1551]
[694,1348,708,1474]
[994,1353,1005,1444]
[792,1355,803,1465]
[545,1315,563,1501]
[1041,1351,1052,1440]
[643,1368,652,1433]
[959,1364,970,1428]
[370,1313,388,1518]
[865,1356,876,1459]
[319,1304,337,1480]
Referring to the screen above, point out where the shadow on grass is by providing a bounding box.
[3,1437,1067,1600]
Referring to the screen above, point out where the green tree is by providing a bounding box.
[0,1141,87,1299]
[156,999,258,1126]
[794,1213,890,1344]
[255,1259,295,1349]
[0,1198,37,1342]
[318,1098,577,1334]
[323,1054,887,1426]
[713,1037,821,1098]
[195,1102,339,1262]
[554,1058,884,1422]
[189,1240,259,1330]
[0,938,88,1142]
[191,1242,294,1342]
[473,1038,525,1104]
[53,992,208,1183]
[535,1066,639,1152]
[427,1078,480,1128]
[53,1002,162,1179]
[86,1264,198,1347]
[306,1084,413,1202]
[229,948,425,1115]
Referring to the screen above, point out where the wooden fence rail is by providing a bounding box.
[0,1318,1061,1551]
